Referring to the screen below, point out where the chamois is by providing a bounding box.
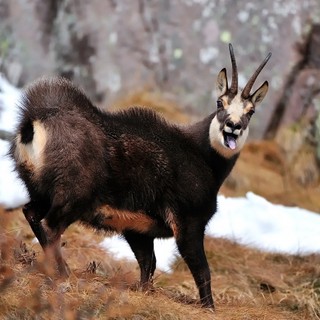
[10,44,271,309]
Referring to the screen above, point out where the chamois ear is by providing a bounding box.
[250,81,269,106]
[216,68,228,97]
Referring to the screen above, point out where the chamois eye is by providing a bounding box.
[216,100,223,110]
[248,109,255,116]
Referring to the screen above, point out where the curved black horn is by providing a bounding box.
[229,43,238,95]
[241,52,272,99]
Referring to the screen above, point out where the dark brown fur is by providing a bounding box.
[10,77,244,309]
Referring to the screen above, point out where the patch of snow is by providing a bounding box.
[0,75,29,208]
[0,139,29,208]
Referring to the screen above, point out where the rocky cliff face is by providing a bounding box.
[0,0,320,138]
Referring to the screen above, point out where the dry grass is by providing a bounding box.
[1,207,319,319]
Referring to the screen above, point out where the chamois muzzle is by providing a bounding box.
[223,120,243,150]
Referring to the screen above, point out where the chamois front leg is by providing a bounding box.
[124,231,156,290]
[175,220,214,309]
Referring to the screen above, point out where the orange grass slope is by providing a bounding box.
[1,207,319,319]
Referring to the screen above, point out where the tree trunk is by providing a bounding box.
[264,24,320,147]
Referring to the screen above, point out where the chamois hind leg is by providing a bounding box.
[23,200,50,248]
[23,200,70,277]
[43,198,88,278]
[175,219,214,309]
[124,231,156,290]
[41,217,70,278]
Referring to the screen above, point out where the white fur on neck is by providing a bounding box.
[209,116,249,158]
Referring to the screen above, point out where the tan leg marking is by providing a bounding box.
[165,209,178,238]
[97,205,156,233]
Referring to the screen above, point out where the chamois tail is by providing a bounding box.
[19,117,34,145]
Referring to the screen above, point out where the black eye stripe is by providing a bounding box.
[240,114,250,129]
[216,108,228,123]
[216,100,223,109]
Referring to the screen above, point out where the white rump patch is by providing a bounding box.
[16,120,47,172]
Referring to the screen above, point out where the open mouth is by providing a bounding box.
[223,131,238,150]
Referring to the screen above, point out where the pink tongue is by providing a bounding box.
[226,136,237,150]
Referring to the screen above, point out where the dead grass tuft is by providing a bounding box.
[14,241,36,266]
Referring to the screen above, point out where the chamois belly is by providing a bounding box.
[89,204,174,237]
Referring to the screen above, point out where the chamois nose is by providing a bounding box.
[225,120,241,131]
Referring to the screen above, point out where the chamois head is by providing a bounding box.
[209,44,271,158]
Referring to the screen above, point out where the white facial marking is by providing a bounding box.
[233,129,241,136]
[225,93,244,120]
[209,117,249,158]
[209,92,250,159]
[224,126,233,133]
